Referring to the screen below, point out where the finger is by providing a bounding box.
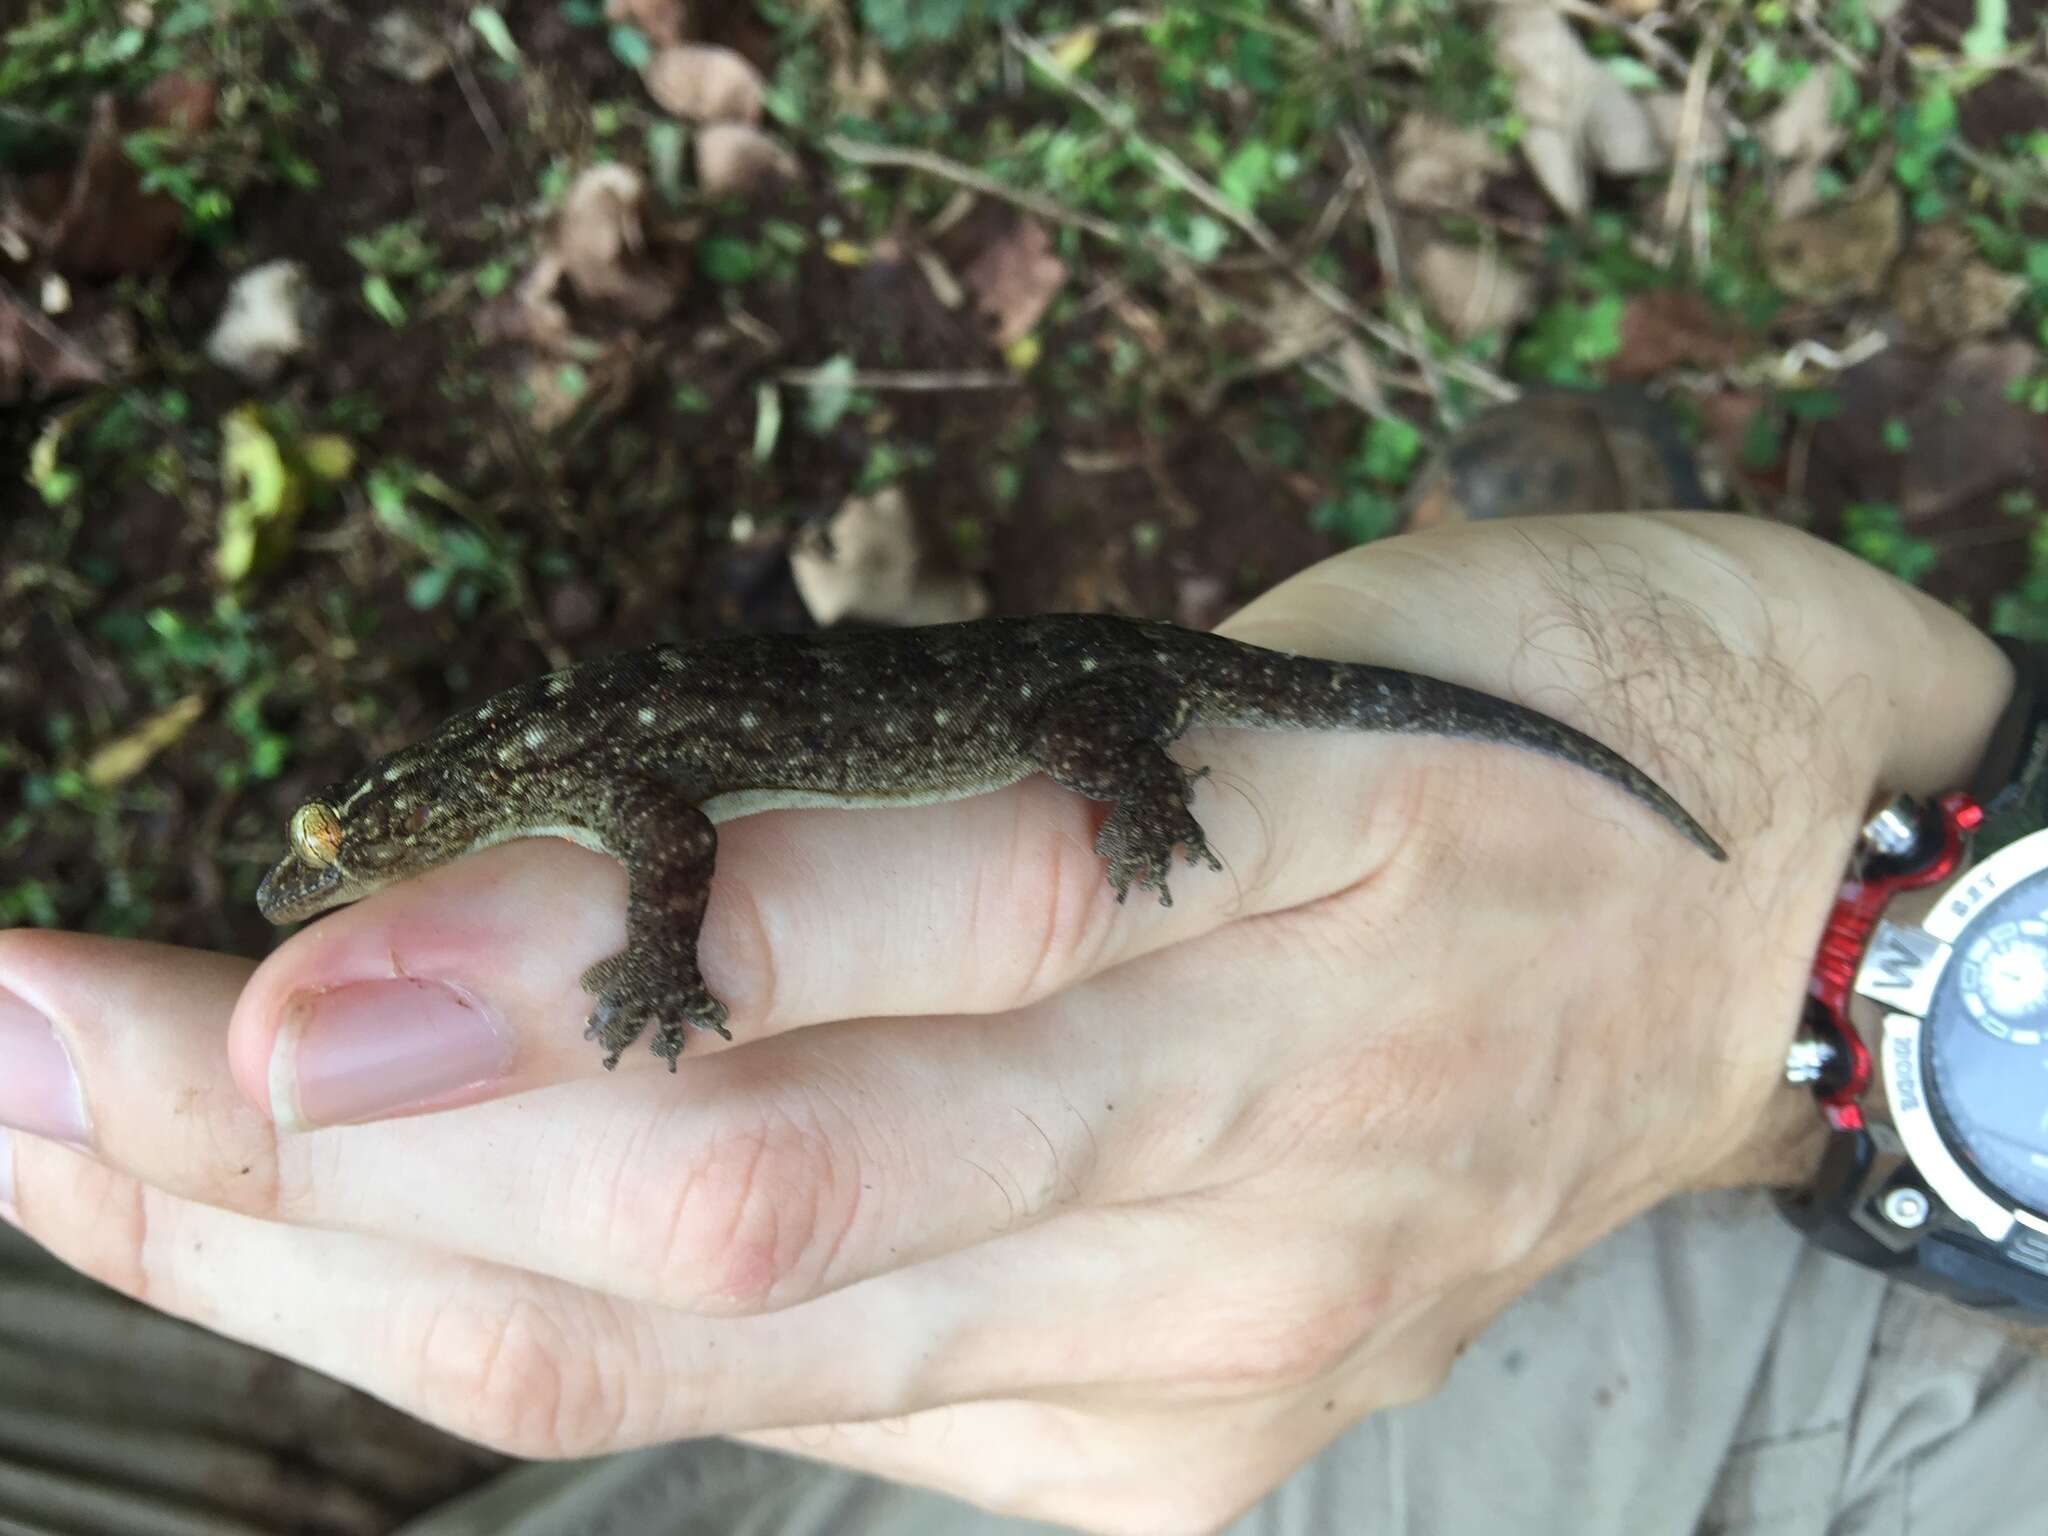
[232,715,1496,1122]
[3,1101,1418,1468]
[4,881,1438,1322]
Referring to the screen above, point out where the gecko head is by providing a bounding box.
[257,754,477,924]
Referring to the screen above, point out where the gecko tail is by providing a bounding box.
[1201,652,1727,862]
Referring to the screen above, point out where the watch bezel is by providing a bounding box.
[1859,826,2048,1246]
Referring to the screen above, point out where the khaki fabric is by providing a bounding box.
[6,1191,2046,1536]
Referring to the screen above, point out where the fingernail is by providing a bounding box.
[0,1130,16,1225]
[271,978,513,1130]
[0,988,90,1146]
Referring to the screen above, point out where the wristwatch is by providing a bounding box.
[1779,638,2048,1316]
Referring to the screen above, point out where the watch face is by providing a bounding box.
[1925,870,2048,1216]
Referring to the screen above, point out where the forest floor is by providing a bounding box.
[2,0,2044,953]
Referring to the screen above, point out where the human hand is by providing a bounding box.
[0,514,2011,1534]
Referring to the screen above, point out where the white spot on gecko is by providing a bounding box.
[1020,685,1033,700]
[739,711,759,729]
[638,707,656,725]
[546,676,569,698]
[524,725,547,749]
[933,710,951,725]
[1081,658,1098,672]
[384,766,403,782]
[497,743,521,765]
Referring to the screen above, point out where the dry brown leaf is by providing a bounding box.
[1411,240,1535,340]
[0,289,120,404]
[790,487,990,627]
[1762,67,1846,217]
[961,216,1067,349]
[10,78,217,278]
[605,0,687,47]
[85,695,207,788]
[643,43,764,123]
[1899,342,2044,521]
[1891,224,2027,347]
[1610,290,1752,378]
[555,164,676,320]
[1762,67,1842,163]
[1387,115,1507,211]
[1493,4,1661,218]
[695,122,800,198]
[1645,91,1731,166]
[1764,186,1902,302]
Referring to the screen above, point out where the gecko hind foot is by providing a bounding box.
[1095,794,1222,909]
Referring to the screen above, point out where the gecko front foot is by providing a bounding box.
[580,950,732,1071]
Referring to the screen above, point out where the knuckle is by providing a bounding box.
[1181,1254,1387,1390]
[407,1293,623,1458]
[625,1099,864,1313]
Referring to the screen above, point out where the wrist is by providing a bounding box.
[1695,533,2016,1192]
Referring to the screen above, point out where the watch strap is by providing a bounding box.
[1782,636,2048,1318]
[1778,1129,2048,1317]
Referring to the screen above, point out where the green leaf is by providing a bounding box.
[608,23,653,71]
[753,382,783,462]
[362,274,407,326]
[1843,502,1937,586]
[1217,140,1274,213]
[468,6,522,64]
[646,120,686,204]
[407,565,454,609]
[1962,0,2009,60]
[1359,417,1423,485]
[1882,417,1912,452]
[698,236,759,284]
[1310,488,1402,546]
[801,355,859,433]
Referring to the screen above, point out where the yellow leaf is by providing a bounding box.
[824,240,869,267]
[85,694,207,787]
[1049,25,1098,72]
[301,434,357,483]
[1002,333,1041,372]
[216,405,303,585]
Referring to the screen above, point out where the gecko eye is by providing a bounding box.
[290,802,344,867]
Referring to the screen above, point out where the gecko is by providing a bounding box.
[257,614,1725,1069]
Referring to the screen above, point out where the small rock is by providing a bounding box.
[961,216,1067,348]
[204,259,324,381]
[370,11,452,85]
[555,163,676,320]
[1388,115,1506,211]
[644,43,764,123]
[694,122,799,197]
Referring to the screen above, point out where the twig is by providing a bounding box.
[999,22,1514,404]
[1655,17,1724,268]
[775,366,1018,391]
[1336,126,1449,418]
[448,45,509,161]
[1551,0,1693,79]
[824,135,1128,248]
